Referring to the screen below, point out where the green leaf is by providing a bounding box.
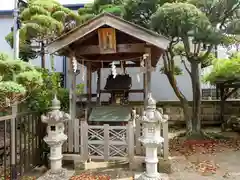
[151,3,211,38]
[52,10,66,22]
[203,53,240,84]
[30,14,64,34]
[100,5,123,16]
[78,6,94,15]
[17,70,43,89]
[0,81,26,97]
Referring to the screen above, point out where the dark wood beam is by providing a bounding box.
[77,53,143,61]
[100,89,144,93]
[97,69,101,105]
[101,63,140,68]
[86,62,92,104]
[75,43,146,55]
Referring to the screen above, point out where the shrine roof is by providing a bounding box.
[45,12,170,55]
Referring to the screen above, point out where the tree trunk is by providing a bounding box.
[41,42,45,68]
[166,72,192,133]
[191,61,201,133]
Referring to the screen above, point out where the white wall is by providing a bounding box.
[0,16,13,54]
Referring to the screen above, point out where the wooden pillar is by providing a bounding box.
[96,68,101,105]
[87,62,92,105]
[68,55,77,152]
[143,73,146,100]
[123,61,126,74]
[144,47,152,101]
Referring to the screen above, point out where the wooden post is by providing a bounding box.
[104,124,110,161]
[87,62,92,105]
[74,118,80,153]
[127,117,135,169]
[68,55,75,152]
[143,73,146,100]
[145,47,152,96]
[96,68,101,105]
[71,59,78,153]
[81,120,89,161]
[143,47,152,105]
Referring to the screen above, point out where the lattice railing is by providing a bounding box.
[109,126,127,142]
[88,126,104,157]
[88,126,104,141]
[87,125,128,160]
[79,122,134,161]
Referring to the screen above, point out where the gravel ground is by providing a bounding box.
[35,128,240,180]
[72,129,240,180]
[169,150,240,180]
[72,149,240,180]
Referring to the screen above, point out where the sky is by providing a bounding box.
[0,0,94,10]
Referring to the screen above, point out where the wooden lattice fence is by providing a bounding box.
[63,106,169,163]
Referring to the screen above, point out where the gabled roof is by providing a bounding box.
[46,13,170,54]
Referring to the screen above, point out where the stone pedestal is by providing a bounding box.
[40,95,72,179]
[136,93,169,180]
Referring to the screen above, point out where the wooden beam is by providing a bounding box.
[96,69,101,105]
[101,63,140,68]
[87,62,92,104]
[76,43,146,55]
[143,73,146,100]
[144,47,152,99]
[100,89,144,93]
[77,53,143,61]
[68,55,75,152]
[123,61,126,74]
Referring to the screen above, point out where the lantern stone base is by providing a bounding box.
[37,168,75,180]
[135,172,169,180]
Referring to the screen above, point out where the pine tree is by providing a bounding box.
[6,0,81,67]
[0,52,43,111]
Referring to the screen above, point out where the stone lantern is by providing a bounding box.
[136,93,169,180]
[40,95,71,179]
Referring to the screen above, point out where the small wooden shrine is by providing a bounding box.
[45,13,170,123]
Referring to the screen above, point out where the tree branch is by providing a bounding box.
[181,58,192,78]
[196,43,201,55]
[182,36,191,59]
[162,53,170,74]
[219,1,240,29]
[202,45,213,60]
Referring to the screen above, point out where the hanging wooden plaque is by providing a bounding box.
[98,28,117,54]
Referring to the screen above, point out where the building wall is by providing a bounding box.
[0,16,13,54]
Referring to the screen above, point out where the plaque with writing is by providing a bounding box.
[98,28,117,54]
